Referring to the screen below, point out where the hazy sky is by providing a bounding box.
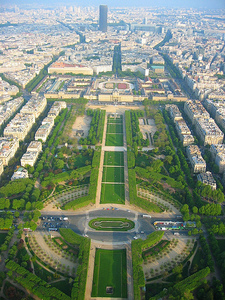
[1,0,225,9]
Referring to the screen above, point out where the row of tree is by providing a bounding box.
[6,260,70,300]
[25,51,64,92]
[63,147,101,210]
[79,109,106,145]
[59,229,91,300]
[199,235,214,272]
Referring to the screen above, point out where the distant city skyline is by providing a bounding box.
[1,0,225,9]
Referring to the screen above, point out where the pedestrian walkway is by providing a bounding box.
[85,241,96,300]
[87,111,134,299]
[126,244,134,300]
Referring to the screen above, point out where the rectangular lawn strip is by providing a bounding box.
[107,115,123,122]
[107,123,123,134]
[104,151,124,166]
[105,133,124,146]
[102,166,124,183]
[100,183,125,204]
[91,249,127,298]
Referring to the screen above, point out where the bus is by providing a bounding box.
[49,228,58,232]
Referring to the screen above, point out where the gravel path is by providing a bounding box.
[143,236,196,279]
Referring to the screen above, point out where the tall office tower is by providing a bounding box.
[99,5,108,32]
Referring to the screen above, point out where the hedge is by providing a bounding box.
[41,165,91,187]
[128,169,161,213]
[6,260,70,300]
[132,232,164,300]
[62,148,101,210]
[59,229,91,300]
[125,111,132,147]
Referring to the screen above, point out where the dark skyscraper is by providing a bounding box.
[99,5,108,32]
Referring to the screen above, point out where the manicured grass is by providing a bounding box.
[33,261,54,282]
[73,154,91,168]
[50,279,73,297]
[104,151,124,166]
[89,217,135,231]
[105,133,124,146]
[107,123,123,134]
[107,115,123,122]
[0,233,7,245]
[52,237,79,258]
[190,247,206,273]
[91,249,127,298]
[102,166,124,183]
[101,183,125,204]
[133,197,163,213]
[142,240,170,258]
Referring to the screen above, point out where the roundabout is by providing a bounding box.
[88,217,135,231]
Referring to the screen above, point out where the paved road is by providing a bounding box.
[39,208,184,244]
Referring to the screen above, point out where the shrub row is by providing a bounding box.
[63,148,101,210]
[132,232,164,300]
[59,229,91,300]
[6,260,70,300]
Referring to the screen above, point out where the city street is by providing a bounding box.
[39,208,186,244]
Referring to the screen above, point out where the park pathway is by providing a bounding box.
[126,244,134,300]
[95,113,107,207]
[85,241,96,300]
[85,112,134,299]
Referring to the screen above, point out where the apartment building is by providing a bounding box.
[166,104,194,146]
[197,171,217,190]
[11,167,29,181]
[210,144,225,160]
[35,123,53,142]
[0,97,24,127]
[195,117,224,146]
[0,137,19,166]
[21,151,39,167]
[184,100,209,125]
[186,145,206,173]
[165,104,183,122]
[20,95,47,118]
[4,113,35,141]
[0,159,4,177]
[27,141,42,153]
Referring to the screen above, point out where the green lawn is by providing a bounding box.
[50,279,73,297]
[107,123,123,134]
[105,134,124,146]
[104,151,124,166]
[102,166,124,183]
[91,249,127,298]
[107,116,123,123]
[0,233,7,246]
[190,247,206,273]
[101,183,125,204]
[89,218,135,231]
[33,261,54,282]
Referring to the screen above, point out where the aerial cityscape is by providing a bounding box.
[0,1,225,300]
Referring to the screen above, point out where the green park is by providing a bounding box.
[91,249,127,298]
